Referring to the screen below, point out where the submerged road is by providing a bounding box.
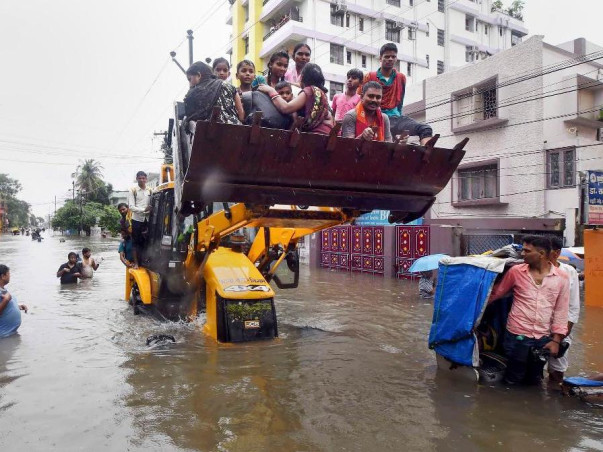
[0,232,602,451]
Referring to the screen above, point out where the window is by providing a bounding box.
[484,24,488,35]
[244,4,249,22]
[458,164,499,201]
[483,86,497,119]
[361,54,367,68]
[346,50,352,64]
[243,37,249,54]
[346,13,350,28]
[465,46,475,63]
[465,15,475,32]
[437,60,444,74]
[387,0,401,6]
[452,80,498,128]
[330,5,344,27]
[330,81,344,100]
[511,32,522,46]
[438,0,444,12]
[426,54,430,68]
[408,28,416,40]
[359,17,364,31]
[330,43,344,65]
[437,29,445,46]
[407,62,412,76]
[385,20,401,42]
[547,148,576,188]
[409,0,414,5]
[499,26,503,37]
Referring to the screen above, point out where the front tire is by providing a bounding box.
[130,284,142,315]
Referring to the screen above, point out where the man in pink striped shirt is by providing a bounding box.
[489,235,569,385]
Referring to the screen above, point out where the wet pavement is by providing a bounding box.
[0,232,602,451]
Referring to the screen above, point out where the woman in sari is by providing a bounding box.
[257,63,333,134]
[184,61,243,124]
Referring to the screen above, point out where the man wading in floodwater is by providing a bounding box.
[488,236,570,386]
[0,264,28,338]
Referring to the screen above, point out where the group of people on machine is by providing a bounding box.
[183,42,433,144]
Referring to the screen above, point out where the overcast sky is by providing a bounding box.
[0,0,600,218]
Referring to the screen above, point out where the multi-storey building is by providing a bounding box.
[418,36,603,251]
[227,0,527,96]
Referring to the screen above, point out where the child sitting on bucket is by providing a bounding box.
[419,271,435,299]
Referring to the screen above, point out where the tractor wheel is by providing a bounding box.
[130,283,142,315]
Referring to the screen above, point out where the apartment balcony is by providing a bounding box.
[225,8,232,25]
[260,0,302,23]
[260,19,379,59]
[263,15,303,41]
[564,75,603,129]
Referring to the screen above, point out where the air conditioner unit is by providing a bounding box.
[408,29,416,40]
[597,127,603,142]
[394,21,405,29]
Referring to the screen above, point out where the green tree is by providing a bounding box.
[491,0,504,12]
[506,0,524,20]
[0,174,31,229]
[72,159,104,199]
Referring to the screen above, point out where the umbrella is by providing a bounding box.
[408,254,449,273]
[559,248,583,265]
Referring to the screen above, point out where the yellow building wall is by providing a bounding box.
[230,0,264,86]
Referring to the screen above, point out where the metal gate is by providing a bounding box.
[462,234,513,256]
[320,226,385,275]
[395,225,430,280]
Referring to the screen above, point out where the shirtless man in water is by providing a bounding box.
[80,247,101,279]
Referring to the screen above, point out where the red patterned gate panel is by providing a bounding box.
[395,226,430,280]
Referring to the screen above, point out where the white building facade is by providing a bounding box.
[229,0,527,97]
[416,36,603,250]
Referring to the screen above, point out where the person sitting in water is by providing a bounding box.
[57,252,83,285]
[0,264,28,339]
[184,61,243,124]
[418,271,435,299]
[358,43,433,145]
[119,229,135,269]
[258,63,334,135]
[80,247,101,279]
[342,81,392,142]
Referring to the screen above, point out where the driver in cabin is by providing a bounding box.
[342,81,392,142]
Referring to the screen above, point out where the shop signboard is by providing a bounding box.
[355,210,423,226]
[586,170,603,225]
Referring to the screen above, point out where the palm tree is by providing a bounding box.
[72,159,104,200]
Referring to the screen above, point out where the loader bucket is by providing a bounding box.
[180,117,466,223]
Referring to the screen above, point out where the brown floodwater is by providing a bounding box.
[0,232,602,451]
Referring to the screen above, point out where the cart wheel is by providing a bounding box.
[130,284,142,315]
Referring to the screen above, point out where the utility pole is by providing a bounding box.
[54,195,57,214]
[72,181,75,202]
[187,29,194,66]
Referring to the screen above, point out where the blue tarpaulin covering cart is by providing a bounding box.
[428,257,506,371]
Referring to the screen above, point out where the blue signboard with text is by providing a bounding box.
[354,210,423,226]
[587,170,603,225]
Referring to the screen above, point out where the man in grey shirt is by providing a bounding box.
[342,81,392,142]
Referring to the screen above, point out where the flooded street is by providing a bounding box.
[1,232,602,451]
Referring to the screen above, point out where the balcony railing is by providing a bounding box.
[263,15,303,41]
